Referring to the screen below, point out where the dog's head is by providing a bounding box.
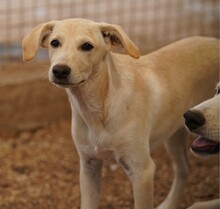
[22,18,140,88]
[183,82,220,157]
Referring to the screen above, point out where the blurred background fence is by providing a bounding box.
[0,0,219,61]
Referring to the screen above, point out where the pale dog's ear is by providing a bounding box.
[99,23,140,59]
[22,21,56,61]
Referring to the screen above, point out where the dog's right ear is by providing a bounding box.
[22,21,56,61]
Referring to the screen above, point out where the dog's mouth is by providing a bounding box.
[191,136,219,155]
[53,79,86,87]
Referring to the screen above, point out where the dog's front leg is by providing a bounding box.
[79,156,103,209]
[120,152,156,209]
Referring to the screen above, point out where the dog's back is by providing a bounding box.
[155,37,218,103]
[145,36,219,98]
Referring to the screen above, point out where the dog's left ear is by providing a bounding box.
[99,23,140,59]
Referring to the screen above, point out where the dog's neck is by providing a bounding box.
[66,52,121,125]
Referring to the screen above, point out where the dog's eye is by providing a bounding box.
[216,87,220,95]
[51,39,60,48]
[80,42,94,51]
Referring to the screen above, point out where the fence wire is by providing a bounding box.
[0,0,219,60]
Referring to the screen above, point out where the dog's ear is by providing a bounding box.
[99,23,140,59]
[22,21,56,61]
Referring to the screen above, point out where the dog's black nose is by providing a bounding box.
[52,64,71,80]
[183,110,205,130]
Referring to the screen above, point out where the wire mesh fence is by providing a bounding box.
[0,0,219,61]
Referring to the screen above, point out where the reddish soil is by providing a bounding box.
[0,120,219,209]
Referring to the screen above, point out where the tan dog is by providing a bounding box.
[184,82,220,209]
[22,19,219,209]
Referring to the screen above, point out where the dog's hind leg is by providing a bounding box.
[157,128,190,209]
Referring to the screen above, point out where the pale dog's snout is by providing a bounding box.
[52,64,71,80]
[183,110,206,131]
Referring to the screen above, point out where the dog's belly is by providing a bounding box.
[80,143,118,164]
[95,148,117,164]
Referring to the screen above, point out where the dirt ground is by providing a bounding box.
[0,120,219,209]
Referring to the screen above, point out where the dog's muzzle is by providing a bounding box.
[51,64,86,87]
[52,64,71,80]
[184,110,219,156]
